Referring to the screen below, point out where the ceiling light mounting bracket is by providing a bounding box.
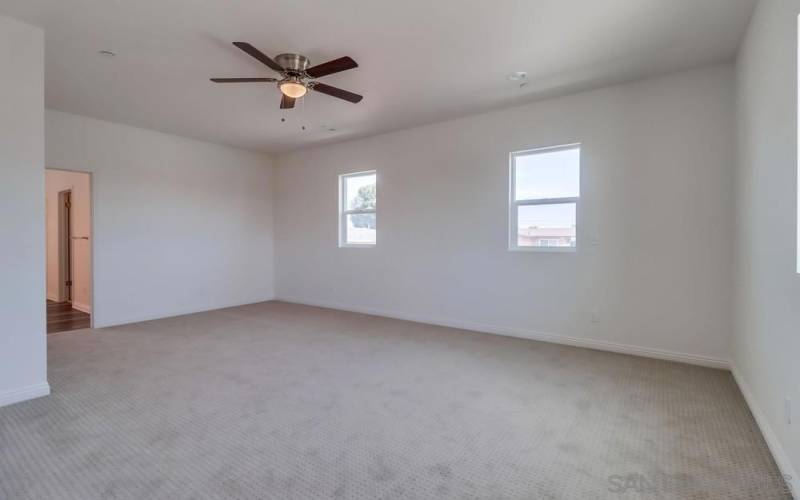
[275,53,310,74]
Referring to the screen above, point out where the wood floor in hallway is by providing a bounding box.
[47,300,90,334]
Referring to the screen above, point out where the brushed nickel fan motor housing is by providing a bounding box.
[275,53,310,73]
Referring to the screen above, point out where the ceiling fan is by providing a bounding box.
[211,42,363,109]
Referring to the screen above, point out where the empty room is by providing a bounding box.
[0,1,797,499]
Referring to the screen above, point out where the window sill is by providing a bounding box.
[508,246,577,253]
[339,243,376,249]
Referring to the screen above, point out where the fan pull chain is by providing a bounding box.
[301,94,306,131]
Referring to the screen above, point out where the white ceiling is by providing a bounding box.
[0,0,755,153]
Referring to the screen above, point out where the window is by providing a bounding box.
[538,239,563,247]
[509,144,580,251]
[339,170,376,247]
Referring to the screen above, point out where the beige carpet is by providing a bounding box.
[0,302,790,499]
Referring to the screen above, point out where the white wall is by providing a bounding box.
[0,15,48,406]
[45,110,275,328]
[45,169,92,311]
[274,64,736,367]
[734,0,800,488]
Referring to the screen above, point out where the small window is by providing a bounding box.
[509,144,580,251]
[339,171,376,247]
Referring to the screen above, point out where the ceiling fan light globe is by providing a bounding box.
[280,81,307,98]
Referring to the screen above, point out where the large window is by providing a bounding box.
[509,144,580,251]
[339,170,376,247]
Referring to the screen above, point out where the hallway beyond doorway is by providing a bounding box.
[45,168,92,332]
[46,300,90,334]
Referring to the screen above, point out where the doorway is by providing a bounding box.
[57,190,73,302]
[46,169,92,334]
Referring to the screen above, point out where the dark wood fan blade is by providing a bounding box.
[311,82,363,103]
[305,57,358,78]
[232,42,284,73]
[280,94,296,109]
[210,78,277,83]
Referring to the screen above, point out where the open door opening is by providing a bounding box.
[46,169,92,333]
[58,190,73,303]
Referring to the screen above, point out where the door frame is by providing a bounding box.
[57,189,72,303]
[47,168,95,329]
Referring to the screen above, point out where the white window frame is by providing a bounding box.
[339,170,377,248]
[538,239,562,247]
[508,143,580,253]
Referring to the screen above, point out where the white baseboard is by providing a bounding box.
[0,382,50,408]
[47,293,60,302]
[732,365,797,498]
[94,295,276,329]
[71,301,92,314]
[275,296,730,370]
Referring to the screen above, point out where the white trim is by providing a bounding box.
[512,142,582,156]
[509,246,577,253]
[0,382,50,408]
[46,293,60,302]
[338,243,377,249]
[276,295,730,369]
[516,196,579,207]
[93,296,275,329]
[732,365,798,498]
[71,301,91,314]
[342,208,375,215]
